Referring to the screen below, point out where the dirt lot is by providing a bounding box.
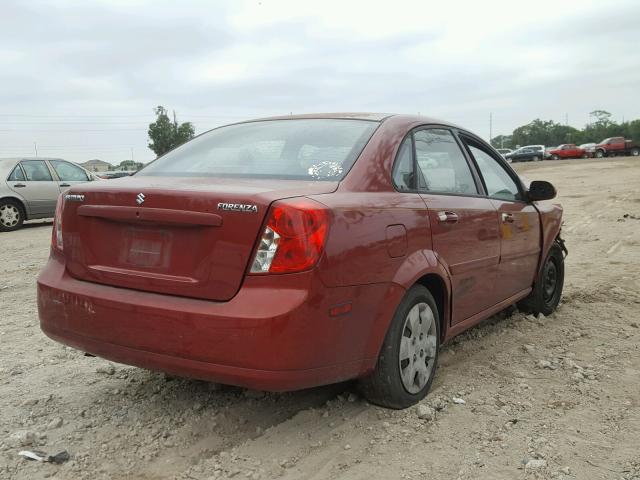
[1,157,639,480]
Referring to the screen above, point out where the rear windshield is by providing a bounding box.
[139,119,378,181]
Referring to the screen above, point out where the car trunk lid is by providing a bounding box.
[61,176,336,301]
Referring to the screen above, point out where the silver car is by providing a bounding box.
[0,157,99,231]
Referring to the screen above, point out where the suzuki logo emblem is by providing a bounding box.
[136,193,145,205]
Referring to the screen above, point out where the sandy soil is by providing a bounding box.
[1,157,639,480]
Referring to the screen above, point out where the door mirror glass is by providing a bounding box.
[528,180,556,201]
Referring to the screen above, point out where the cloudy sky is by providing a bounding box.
[1,0,639,164]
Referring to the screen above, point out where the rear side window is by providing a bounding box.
[8,165,25,181]
[139,119,378,181]
[414,129,478,195]
[392,137,415,191]
[20,160,53,181]
[50,160,90,181]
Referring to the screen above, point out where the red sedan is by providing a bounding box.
[547,144,587,160]
[37,114,565,408]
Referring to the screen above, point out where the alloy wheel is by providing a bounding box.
[398,302,437,394]
[0,204,20,228]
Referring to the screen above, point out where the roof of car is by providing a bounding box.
[0,157,64,163]
[247,112,392,122]
[241,112,458,126]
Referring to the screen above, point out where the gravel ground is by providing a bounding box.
[1,157,639,480]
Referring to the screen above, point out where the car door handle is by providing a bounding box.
[60,183,71,187]
[437,211,459,224]
[501,212,515,223]
[13,183,26,188]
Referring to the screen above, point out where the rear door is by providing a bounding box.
[460,135,541,300]
[569,145,581,157]
[563,145,578,158]
[49,160,93,192]
[8,160,60,217]
[414,128,501,324]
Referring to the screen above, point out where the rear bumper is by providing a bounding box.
[37,253,402,391]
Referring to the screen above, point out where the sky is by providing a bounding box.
[1,0,639,164]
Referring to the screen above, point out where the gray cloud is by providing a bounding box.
[0,0,639,163]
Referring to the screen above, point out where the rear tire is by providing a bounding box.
[359,285,440,409]
[0,199,25,232]
[532,156,540,162]
[517,241,565,316]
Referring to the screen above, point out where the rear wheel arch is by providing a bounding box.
[415,273,449,342]
[0,196,27,218]
[364,257,451,365]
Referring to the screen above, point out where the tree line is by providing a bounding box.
[147,106,195,157]
[491,110,640,149]
[146,106,640,155]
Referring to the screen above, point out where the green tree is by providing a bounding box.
[589,110,612,127]
[509,119,581,147]
[494,111,640,149]
[117,160,144,171]
[491,134,513,149]
[628,119,640,142]
[147,106,195,157]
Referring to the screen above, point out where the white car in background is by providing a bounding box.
[579,143,596,158]
[0,157,99,231]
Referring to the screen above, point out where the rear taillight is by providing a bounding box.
[52,194,64,252]
[250,198,329,274]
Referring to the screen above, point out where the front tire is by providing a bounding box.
[0,199,25,232]
[551,154,559,160]
[595,150,604,158]
[631,148,639,157]
[359,285,440,409]
[518,241,565,316]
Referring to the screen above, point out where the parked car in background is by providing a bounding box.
[38,113,565,409]
[496,148,513,157]
[544,147,556,159]
[578,143,596,157]
[529,145,546,156]
[593,137,640,158]
[547,144,588,160]
[1,158,99,231]
[97,170,134,179]
[505,145,545,162]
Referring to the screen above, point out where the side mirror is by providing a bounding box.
[528,180,556,201]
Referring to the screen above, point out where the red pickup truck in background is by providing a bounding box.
[547,144,587,160]
[593,137,640,158]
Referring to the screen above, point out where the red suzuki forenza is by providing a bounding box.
[38,114,565,408]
